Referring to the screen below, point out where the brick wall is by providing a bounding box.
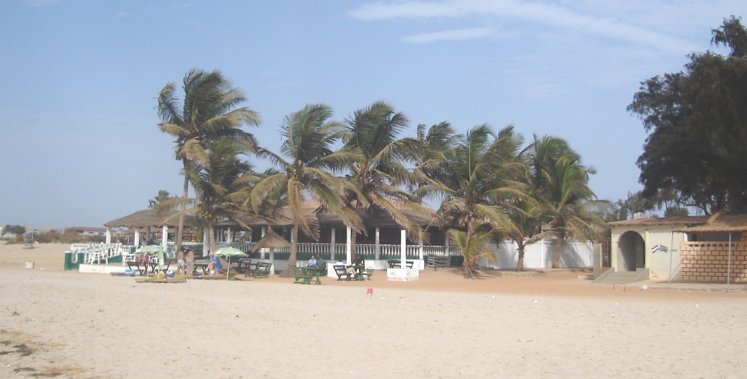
[680,236,747,283]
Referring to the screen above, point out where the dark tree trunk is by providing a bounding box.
[176,160,190,255]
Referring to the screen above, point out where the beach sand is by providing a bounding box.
[1,243,746,378]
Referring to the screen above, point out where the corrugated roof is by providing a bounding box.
[682,213,747,233]
[608,215,708,227]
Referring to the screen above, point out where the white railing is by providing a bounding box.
[68,243,131,264]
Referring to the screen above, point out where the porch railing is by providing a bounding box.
[229,242,457,259]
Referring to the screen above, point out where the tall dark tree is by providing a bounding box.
[628,16,747,214]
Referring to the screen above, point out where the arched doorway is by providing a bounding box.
[618,231,645,271]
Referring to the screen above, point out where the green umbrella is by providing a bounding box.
[214,247,248,279]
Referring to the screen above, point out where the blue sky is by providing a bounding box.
[1,0,745,228]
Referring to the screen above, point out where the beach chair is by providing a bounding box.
[333,265,352,281]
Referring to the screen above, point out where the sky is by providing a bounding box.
[1,0,745,229]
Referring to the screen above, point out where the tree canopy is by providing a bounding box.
[628,16,747,214]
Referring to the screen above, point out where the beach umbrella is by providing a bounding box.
[214,247,248,279]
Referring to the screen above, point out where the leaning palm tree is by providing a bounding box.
[341,101,428,259]
[190,139,260,255]
[157,69,260,254]
[250,104,362,276]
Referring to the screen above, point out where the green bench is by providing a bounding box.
[253,262,272,278]
[293,266,321,285]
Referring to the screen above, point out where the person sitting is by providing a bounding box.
[207,254,223,275]
[307,254,319,268]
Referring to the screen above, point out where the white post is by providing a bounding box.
[375,227,381,261]
[227,227,233,243]
[346,226,352,265]
[330,228,336,261]
[105,228,112,245]
[400,229,406,268]
[161,225,168,251]
[134,230,140,247]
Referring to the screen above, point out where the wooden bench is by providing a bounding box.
[426,255,450,270]
[253,262,272,278]
[293,267,321,285]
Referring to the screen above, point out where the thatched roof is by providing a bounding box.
[104,209,198,228]
[241,199,438,229]
[681,213,747,233]
[251,229,290,251]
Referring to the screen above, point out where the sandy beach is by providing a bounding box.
[1,243,746,378]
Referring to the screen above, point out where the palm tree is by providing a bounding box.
[502,198,547,271]
[526,135,602,267]
[190,139,259,255]
[157,69,260,254]
[418,125,526,277]
[450,224,494,278]
[250,104,362,276]
[411,121,458,187]
[341,101,427,259]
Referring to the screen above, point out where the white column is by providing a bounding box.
[260,227,267,259]
[203,226,209,256]
[400,229,407,268]
[418,234,423,260]
[346,226,352,265]
[161,225,168,251]
[134,230,140,247]
[105,228,112,245]
[227,227,233,243]
[445,228,450,255]
[330,228,336,261]
[375,227,381,260]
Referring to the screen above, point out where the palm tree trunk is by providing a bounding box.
[516,244,525,271]
[176,159,190,255]
[280,223,299,278]
[350,231,357,263]
[552,238,562,268]
[208,223,217,257]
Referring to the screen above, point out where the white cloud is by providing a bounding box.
[349,0,698,54]
[403,27,495,43]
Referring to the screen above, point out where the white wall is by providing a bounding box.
[479,239,594,270]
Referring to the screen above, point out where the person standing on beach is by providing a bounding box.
[185,248,195,279]
[176,249,186,276]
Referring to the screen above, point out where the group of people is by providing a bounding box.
[175,247,196,279]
